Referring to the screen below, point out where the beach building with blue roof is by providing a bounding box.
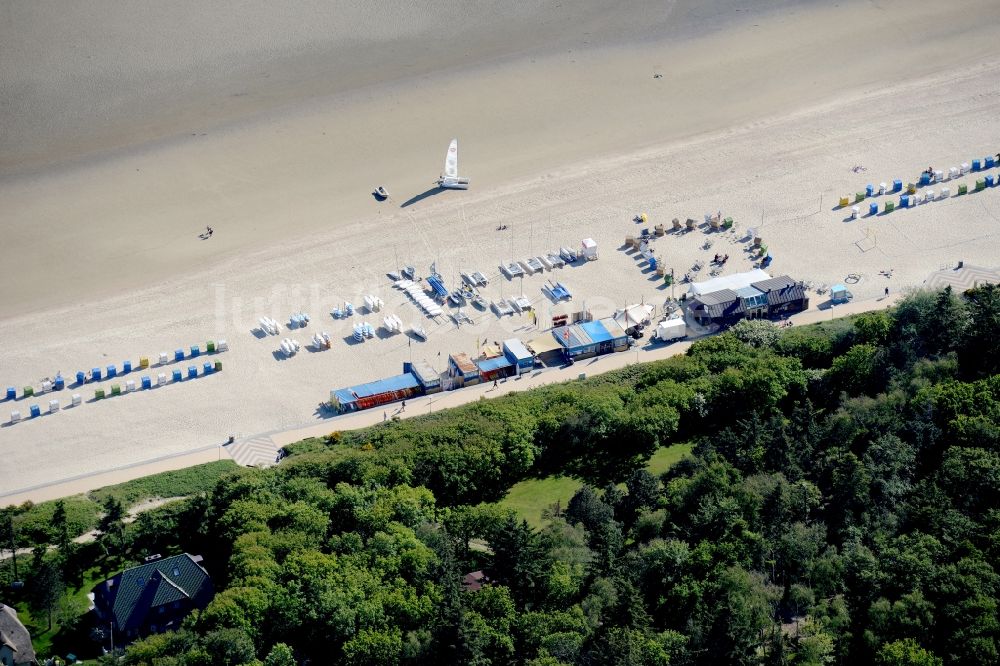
[554,318,628,360]
[331,372,421,413]
[476,355,514,382]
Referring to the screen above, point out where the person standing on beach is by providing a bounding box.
[885,287,889,297]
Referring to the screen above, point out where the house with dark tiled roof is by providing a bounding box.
[0,603,38,666]
[750,275,809,316]
[688,274,809,326]
[92,554,213,640]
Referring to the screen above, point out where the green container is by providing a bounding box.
[958,184,968,195]
[722,217,733,229]
[214,361,222,372]
[206,341,216,353]
[885,201,895,213]
[975,178,985,191]
[23,386,34,398]
[855,192,865,203]
[111,384,122,396]
[95,388,106,400]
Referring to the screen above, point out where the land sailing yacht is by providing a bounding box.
[437,139,470,190]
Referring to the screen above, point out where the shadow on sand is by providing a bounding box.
[401,187,446,208]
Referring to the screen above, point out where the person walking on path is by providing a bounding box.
[493,379,499,388]
[401,400,406,412]
[383,410,387,421]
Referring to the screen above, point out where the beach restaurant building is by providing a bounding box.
[687,271,809,327]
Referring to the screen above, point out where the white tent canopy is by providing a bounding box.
[688,269,772,297]
[614,304,654,329]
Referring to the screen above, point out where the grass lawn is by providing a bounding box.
[500,476,583,529]
[645,442,693,476]
[501,443,693,529]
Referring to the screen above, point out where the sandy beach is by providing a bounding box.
[2,0,1000,496]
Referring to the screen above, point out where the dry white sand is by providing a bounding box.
[2,0,1000,496]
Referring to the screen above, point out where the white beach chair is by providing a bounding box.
[939,187,950,199]
[850,206,860,219]
[71,394,81,406]
[49,399,59,413]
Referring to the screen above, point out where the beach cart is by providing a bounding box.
[830,284,852,304]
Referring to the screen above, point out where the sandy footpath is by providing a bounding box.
[2,0,1000,496]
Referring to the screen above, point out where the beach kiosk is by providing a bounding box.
[526,333,564,366]
[476,356,514,383]
[447,353,481,388]
[406,360,442,394]
[503,338,534,374]
[580,238,598,261]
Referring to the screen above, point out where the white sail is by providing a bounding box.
[444,139,458,179]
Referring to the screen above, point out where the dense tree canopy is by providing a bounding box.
[11,285,999,665]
